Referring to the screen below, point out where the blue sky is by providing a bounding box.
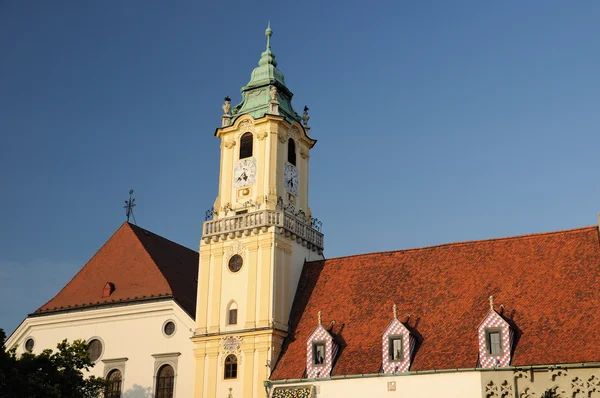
[1,1,599,335]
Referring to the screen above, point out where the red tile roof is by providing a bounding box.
[36,222,198,317]
[271,226,600,379]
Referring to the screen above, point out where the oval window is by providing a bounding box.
[228,255,243,273]
[88,339,103,362]
[25,338,34,352]
[164,321,176,336]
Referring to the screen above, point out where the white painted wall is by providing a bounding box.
[270,371,483,398]
[6,300,195,398]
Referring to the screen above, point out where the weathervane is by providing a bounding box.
[124,189,136,224]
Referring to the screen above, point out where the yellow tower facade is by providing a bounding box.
[192,25,324,398]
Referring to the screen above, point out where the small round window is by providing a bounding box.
[25,338,34,352]
[228,255,243,273]
[163,321,176,336]
[88,339,103,362]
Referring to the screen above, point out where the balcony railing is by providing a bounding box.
[202,209,323,251]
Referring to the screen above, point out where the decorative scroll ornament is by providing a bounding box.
[550,366,568,381]
[220,336,243,360]
[224,140,236,149]
[278,130,289,144]
[485,380,512,398]
[519,387,534,398]
[513,369,529,380]
[224,240,248,260]
[300,148,309,159]
[588,375,600,393]
[289,125,300,139]
[256,130,268,140]
[239,119,255,132]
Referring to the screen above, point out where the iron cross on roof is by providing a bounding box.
[124,189,136,224]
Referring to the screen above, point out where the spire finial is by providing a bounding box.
[489,295,494,311]
[258,23,277,67]
[318,310,322,325]
[393,303,397,319]
[265,21,272,50]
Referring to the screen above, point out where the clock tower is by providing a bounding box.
[192,25,324,398]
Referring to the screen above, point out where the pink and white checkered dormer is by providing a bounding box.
[305,311,338,379]
[382,304,416,374]
[478,296,514,368]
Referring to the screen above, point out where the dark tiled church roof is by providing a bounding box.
[36,222,198,317]
[271,226,600,379]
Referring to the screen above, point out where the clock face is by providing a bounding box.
[284,163,299,195]
[233,158,257,188]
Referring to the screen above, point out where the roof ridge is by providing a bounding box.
[312,225,597,263]
[36,222,132,312]
[126,223,196,253]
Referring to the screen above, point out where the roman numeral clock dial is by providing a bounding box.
[284,163,299,195]
[233,158,257,188]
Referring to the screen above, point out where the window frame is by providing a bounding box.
[224,354,238,379]
[104,368,123,398]
[312,341,326,367]
[152,353,180,398]
[155,364,175,398]
[388,335,404,362]
[228,254,243,273]
[239,133,253,159]
[162,320,176,338]
[287,138,296,166]
[87,337,104,363]
[228,308,238,325]
[24,337,35,352]
[485,328,504,356]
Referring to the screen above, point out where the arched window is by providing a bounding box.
[105,369,122,398]
[224,355,238,379]
[287,138,296,166]
[155,364,175,398]
[227,301,238,325]
[240,133,253,159]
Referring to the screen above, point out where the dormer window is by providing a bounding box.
[388,335,403,362]
[382,305,415,374]
[305,312,338,378]
[240,133,253,159]
[102,282,115,298]
[287,138,296,166]
[478,296,514,368]
[486,329,503,356]
[312,342,325,365]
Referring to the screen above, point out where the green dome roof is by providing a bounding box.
[231,23,301,123]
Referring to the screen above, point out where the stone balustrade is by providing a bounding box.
[202,210,323,253]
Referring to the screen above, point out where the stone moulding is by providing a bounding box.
[202,210,323,253]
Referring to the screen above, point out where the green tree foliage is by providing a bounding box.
[0,328,106,398]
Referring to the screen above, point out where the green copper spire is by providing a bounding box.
[230,24,301,123]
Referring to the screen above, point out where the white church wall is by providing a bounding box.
[6,300,195,398]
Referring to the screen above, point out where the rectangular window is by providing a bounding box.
[486,330,502,356]
[312,342,325,366]
[388,336,403,362]
[229,309,237,325]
